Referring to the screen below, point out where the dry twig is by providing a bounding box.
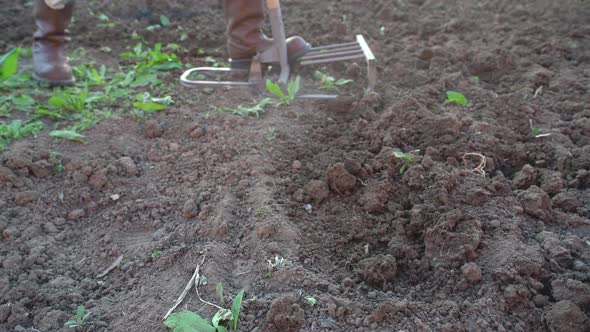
[163,254,207,320]
[97,255,123,279]
[462,153,487,177]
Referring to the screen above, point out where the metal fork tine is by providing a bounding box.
[309,41,358,51]
[300,49,364,61]
[303,46,362,57]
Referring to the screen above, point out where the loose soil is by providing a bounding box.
[1,0,590,331]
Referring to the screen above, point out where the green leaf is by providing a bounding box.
[163,310,216,332]
[305,296,317,306]
[287,76,301,101]
[216,326,229,332]
[49,130,85,142]
[265,80,286,101]
[76,305,85,320]
[399,163,408,175]
[12,94,37,111]
[35,108,69,120]
[229,290,244,330]
[393,151,413,162]
[444,91,469,106]
[130,73,161,87]
[160,15,171,27]
[211,309,233,327]
[216,282,224,305]
[133,101,166,112]
[335,78,353,86]
[0,47,21,80]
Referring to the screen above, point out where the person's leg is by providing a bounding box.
[224,0,310,67]
[33,0,75,86]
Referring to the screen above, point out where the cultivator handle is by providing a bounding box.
[265,0,290,84]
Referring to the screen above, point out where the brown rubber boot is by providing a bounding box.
[32,0,75,86]
[224,0,310,68]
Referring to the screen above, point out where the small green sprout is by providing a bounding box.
[216,98,272,118]
[313,71,353,90]
[255,207,270,218]
[305,296,317,307]
[265,76,300,106]
[151,250,162,259]
[265,127,277,142]
[64,305,91,329]
[393,150,420,175]
[444,91,469,106]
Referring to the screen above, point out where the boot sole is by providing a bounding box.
[33,73,76,87]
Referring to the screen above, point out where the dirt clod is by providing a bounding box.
[544,300,590,332]
[326,163,357,194]
[461,262,482,283]
[68,209,85,220]
[266,294,305,332]
[14,191,39,206]
[144,120,163,138]
[358,255,398,289]
[182,199,198,219]
[304,180,330,203]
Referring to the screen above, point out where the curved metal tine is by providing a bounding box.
[179,67,255,89]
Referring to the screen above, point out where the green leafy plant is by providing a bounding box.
[265,76,300,106]
[64,305,91,329]
[216,98,272,118]
[305,296,317,307]
[133,92,174,113]
[47,88,89,113]
[444,91,469,106]
[0,120,43,151]
[393,150,420,175]
[265,255,287,278]
[0,47,21,80]
[164,290,245,332]
[265,127,277,142]
[49,130,86,142]
[151,250,162,259]
[255,207,270,218]
[313,70,353,89]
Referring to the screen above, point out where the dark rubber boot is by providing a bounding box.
[32,0,75,86]
[224,0,310,67]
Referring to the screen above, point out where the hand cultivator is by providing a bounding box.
[180,0,377,99]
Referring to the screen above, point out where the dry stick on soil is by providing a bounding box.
[462,153,487,178]
[97,255,124,278]
[163,254,207,320]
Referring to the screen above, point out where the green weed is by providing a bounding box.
[49,130,85,142]
[305,296,317,307]
[64,305,91,329]
[151,250,162,259]
[265,127,277,142]
[444,91,469,106]
[313,70,353,90]
[164,290,245,332]
[255,207,270,218]
[215,98,272,118]
[393,150,420,175]
[0,47,21,80]
[266,76,300,106]
[0,120,43,151]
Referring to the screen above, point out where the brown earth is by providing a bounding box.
[1,0,590,331]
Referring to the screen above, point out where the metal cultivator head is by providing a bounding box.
[180,0,377,99]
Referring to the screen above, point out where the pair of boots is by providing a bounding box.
[33,0,310,86]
